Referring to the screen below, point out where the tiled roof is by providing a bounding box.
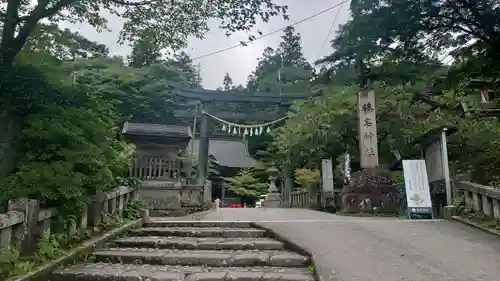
[187,138,259,168]
[122,122,192,138]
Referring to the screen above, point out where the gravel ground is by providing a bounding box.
[199,208,500,281]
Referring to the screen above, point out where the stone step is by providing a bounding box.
[52,263,315,281]
[112,236,285,250]
[94,248,310,267]
[144,220,254,228]
[131,227,267,238]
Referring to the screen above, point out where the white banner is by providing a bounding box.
[402,160,433,214]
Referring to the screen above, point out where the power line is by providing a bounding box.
[318,0,345,59]
[191,0,350,61]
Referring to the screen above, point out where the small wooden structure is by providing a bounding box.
[122,122,193,183]
[121,122,207,216]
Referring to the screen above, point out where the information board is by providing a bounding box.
[402,160,433,217]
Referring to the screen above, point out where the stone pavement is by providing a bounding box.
[202,208,500,281]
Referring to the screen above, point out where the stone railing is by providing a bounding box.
[457,180,500,219]
[289,189,310,208]
[0,186,138,253]
[287,186,322,208]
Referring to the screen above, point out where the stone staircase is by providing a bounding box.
[52,220,315,281]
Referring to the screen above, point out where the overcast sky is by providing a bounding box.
[59,0,350,89]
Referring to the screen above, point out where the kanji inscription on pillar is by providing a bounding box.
[358,90,379,168]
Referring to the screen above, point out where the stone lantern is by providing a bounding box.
[262,167,282,208]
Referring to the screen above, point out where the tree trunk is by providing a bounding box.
[0,113,22,179]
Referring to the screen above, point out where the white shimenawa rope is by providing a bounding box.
[201,109,288,128]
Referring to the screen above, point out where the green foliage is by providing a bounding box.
[123,199,149,220]
[59,54,201,124]
[294,168,321,188]
[0,62,134,216]
[128,37,162,68]
[222,169,268,196]
[0,247,35,280]
[36,230,65,261]
[271,82,500,185]
[24,23,109,60]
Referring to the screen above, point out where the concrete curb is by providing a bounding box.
[6,219,143,281]
[251,222,319,280]
[452,216,500,237]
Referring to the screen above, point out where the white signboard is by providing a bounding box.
[321,159,334,192]
[358,90,379,168]
[402,160,433,215]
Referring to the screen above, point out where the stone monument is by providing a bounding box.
[341,90,398,213]
[262,167,282,208]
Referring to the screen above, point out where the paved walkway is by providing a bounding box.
[200,208,500,281]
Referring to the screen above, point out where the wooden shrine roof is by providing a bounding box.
[121,122,192,138]
[186,138,259,168]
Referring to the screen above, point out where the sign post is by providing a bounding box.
[402,160,434,219]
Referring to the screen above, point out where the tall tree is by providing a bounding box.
[247,27,312,92]
[128,38,162,68]
[317,0,500,79]
[165,51,202,87]
[222,72,234,90]
[0,0,288,68]
[277,26,311,71]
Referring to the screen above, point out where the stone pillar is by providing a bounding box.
[482,195,493,216]
[262,167,282,208]
[89,192,105,227]
[197,112,210,185]
[358,90,379,168]
[8,199,39,254]
[493,199,500,219]
[340,89,397,213]
[472,192,481,212]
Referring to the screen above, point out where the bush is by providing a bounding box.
[0,63,134,217]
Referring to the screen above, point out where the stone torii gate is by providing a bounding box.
[173,88,320,201]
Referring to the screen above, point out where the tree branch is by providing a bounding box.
[0,0,22,57]
[107,0,156,6]
[1,0,78,65]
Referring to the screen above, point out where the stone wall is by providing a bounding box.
[139,180,209,216]
[0,186,138,254]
